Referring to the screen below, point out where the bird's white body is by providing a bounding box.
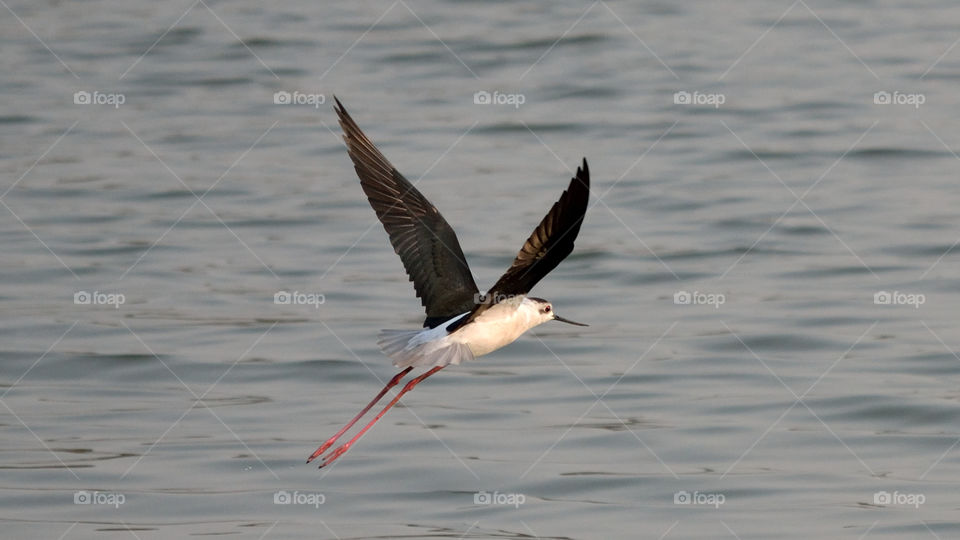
[451,296,547,355]
[378,296,554,368]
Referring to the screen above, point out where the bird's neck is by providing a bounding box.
[515,299,546,332]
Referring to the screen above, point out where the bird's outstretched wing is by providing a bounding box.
[450,159,590,331]
[334,97,480,327]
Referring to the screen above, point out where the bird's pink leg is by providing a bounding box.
[317,365,445,468]
[306,366,413,463]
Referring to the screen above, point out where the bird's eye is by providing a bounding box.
[543,305,551,313]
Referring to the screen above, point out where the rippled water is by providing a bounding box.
[3,1,960,538]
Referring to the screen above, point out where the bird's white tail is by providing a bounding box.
[378,329,475,369]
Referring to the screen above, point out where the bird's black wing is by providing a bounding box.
[448,159,590,331]
[334,97,480,327]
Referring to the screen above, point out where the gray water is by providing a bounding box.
[2,1,960,538]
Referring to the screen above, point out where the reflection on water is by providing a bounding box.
[3,1,960,538]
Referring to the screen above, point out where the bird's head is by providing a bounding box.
[526,297,588,327]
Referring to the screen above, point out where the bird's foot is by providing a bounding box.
[317,443,351,469]
[306,438,338,464]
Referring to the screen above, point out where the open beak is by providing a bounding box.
[553,314,588,327]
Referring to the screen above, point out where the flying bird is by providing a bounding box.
[308,97,590,468]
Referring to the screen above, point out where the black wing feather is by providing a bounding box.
[449,159,590,331]
[334,97,480,327]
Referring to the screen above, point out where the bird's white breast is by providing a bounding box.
[448,299,542,357]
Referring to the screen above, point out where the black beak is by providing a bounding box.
[553,314,588,327]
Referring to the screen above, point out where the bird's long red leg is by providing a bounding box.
[317,365,445,468]
[306,366,413,463]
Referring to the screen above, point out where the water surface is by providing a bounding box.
[2,1,960,538]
